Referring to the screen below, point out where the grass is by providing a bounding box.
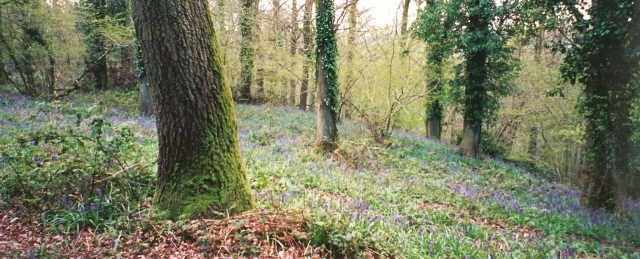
[1,88,639,258]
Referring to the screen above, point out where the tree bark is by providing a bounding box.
[315,0,339,152]
[299,0,314,110]
[133,0,254,219]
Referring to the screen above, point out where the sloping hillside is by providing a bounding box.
[1,89,639,257]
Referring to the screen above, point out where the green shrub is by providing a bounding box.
[0,115,154,232]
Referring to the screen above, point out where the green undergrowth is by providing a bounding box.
[1,89,639,258]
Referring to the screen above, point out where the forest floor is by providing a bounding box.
[1,88,639,258]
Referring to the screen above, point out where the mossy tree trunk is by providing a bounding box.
[459,0,489,159]
[132,0,254,219]
[315,0,339,152]
[299,0,314,110]
[238,0,257,103]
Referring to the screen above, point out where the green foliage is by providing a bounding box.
[480,132,507,157]
[0,0,56,97]
[0,106,153,232]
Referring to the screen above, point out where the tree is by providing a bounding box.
[399,0,411,55]
[288,0,299,105]
[315,0,339,152]
[106,0,135,87]
[299,0,314,110]
[415,0,519,158]
[78,0,108,90]
[134,40,152,116]
[340,0,358,119]
[238,0,258,103]
[554,0,640,210]
[132,0,254,219]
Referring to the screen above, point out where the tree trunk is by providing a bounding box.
[423,0,443,141]
[315,0,339,152]
[459,2,488,159]
[399,0,410,55]
[425,99,442,140]
[288,0,298,106]
[139,79,153,116]
[579,0,638,211]
[425,52,443,141]
[238,0,257,103]
[135,41,153,116]
[299,0,314,110]
[0,63,8,84]
[132,0,254,219]
[90,0,108,90]
[341,0,357,119]
[528,126,538,156]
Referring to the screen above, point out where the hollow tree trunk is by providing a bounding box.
[315,0,339,152]
[132,0,254,219]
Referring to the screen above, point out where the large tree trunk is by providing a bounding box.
[579,0,638,211]
[315,0,339,152]
[133,0,254,219]
[238,0,257,103]
[459,2,488,159]
[299,0,314,110]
